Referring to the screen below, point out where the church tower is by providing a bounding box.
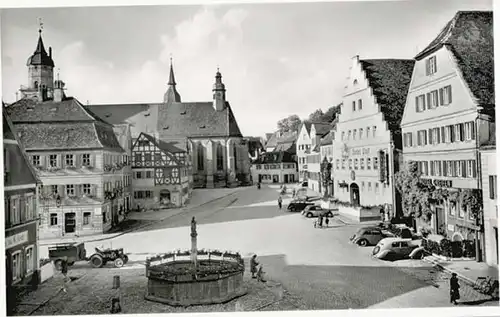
[163,58,182,103]
[21,26,55,101]
[212,67,226,111]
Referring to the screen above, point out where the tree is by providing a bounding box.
[277,114,302,133]
[394,161,434,219]
[308,109,324,122]
[322,103,342,122]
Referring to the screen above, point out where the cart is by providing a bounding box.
[48,242,87,270]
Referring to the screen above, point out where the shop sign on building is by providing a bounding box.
[5,231,29,249]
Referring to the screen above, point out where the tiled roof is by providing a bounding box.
[275,141,296,155]
[3,111,39,187]
[265,132,279,148]
[360,59,415,131]
[302,122,312,134]
[253,151,295,164]
[14,122,123,151]
[158,102,243,138]
[320,131,334,146]
[86,103,155,125]
[312,122,332,137]
[141,133,185,153]
[416,11,494,105]
[6,97,108,124]
[277,131,297,144]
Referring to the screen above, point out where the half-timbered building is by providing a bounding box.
[132,133,191,209]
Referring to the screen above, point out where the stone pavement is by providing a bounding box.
[423,255,499,288]
[39,187,243,246]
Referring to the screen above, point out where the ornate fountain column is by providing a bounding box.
[190,217,198,270]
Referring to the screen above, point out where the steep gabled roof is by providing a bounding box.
[253,151,295,164]
[26,31,55,67]
[360,59,415,131]
[6,97,109,124]
[86,103,155,125]
[157,102,243,138]
[275,141,296,155]
[320,131,334,146]
[416,11,494,105]
[141,133,185,153]
[312,122,332,137]
[3,111,39,187]
[6,97,124,152]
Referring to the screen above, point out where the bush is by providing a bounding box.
[440,239,452,257]
[462,240,476,258]
[423,238,442,255]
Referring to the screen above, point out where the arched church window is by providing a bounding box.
[216,144,224,171]
[197,145,204,171]
[233,144,238,171]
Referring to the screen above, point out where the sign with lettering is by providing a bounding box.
[421,178,453,188]
[351,148,371,156]
[5,231,28,249]
[447,224,455,232]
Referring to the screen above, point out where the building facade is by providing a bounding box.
[333,56,414,218]
[400,11,494,249]
[306,146,321,192]
[4,111,40,303]
[251,151,297,184]
[132,133,191,210]
[6,29,131,239]
[481,145,498,267]
[88,62,251,189]
[296,123,312,181]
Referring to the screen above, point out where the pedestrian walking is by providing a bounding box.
[250,254,259,278]
[278,196,283,210]
[325,216,330,228]
[319,214,323,227]
[450,273,460,305]
[292,188,296,197]
[61,256,69,293]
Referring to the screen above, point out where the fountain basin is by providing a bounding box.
[145,252,247,306]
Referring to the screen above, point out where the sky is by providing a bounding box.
[1,0,494,137]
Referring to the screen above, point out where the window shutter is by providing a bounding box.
[490,176,495,199]
[417,131,421,146]
[450,126,455,142]
[430,161,434,176]
[403,134,407,147]
[471,121,476,140]
[425,59,429,76]
[461,161,467,178]
[425,93,430,109]
[440,127,445,143]
[436,128,441,143]
[448,85,452,103]
[459,123,465,141]
[428,129,433,145]
[439,88,444,106]
[443,161,447,176]
[472,161,477,178]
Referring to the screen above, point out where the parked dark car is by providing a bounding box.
[350,227,394,246]
[287,200,315,212]
[301,181,308,187]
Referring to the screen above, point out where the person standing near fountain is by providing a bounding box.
[250,254,259,278]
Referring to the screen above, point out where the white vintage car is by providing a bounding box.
[372,237,424,261]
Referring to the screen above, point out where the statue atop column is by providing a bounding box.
[191,216,197,237]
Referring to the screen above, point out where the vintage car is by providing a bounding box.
[301,205,336,218]
[350,227,395,247]
[287,200,315,212]
[372,237,423,261]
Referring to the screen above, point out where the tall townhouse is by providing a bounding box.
[296,123,312,181]
[307,122,331,192]
[400,11,494,257]
[333,56,414,219]
[4,111,40,311]
[480,134,497,267]
[320,127,335,196]
[6,29,130,239]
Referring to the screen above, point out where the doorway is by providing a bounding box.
[64,213,76,234]
[284,175,289,183]
[350,183,360,206]
[435,206,445,234]
[273,175,279,183]
[160,189,171,204]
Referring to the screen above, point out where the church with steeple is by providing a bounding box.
[87,49,251,190]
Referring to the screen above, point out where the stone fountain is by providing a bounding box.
[144,217,247,306]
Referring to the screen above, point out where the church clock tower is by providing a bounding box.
[212,68,226,111]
